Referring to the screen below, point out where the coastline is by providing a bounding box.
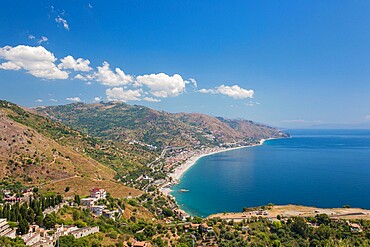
[160,138,277,196]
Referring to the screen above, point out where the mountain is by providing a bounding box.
[37,101,288,148]
[0,100,156,187]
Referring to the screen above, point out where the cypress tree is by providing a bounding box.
[18,217,29,235]
[26,208,35,224]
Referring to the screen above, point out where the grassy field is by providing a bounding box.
[40,176,142,198]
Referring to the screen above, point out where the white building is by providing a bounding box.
[90,205,105,216]
[70,226,99,239]
[80,198,96,206]
[90,188,106,200]
[0,218,16,239]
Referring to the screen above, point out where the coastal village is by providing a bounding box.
[0,187,118,246]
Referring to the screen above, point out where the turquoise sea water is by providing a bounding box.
[171,129,370,217]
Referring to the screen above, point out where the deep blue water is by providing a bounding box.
[171,129,370,217]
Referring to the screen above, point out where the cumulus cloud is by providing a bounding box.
[50,99,58,102]
[95,62,134,86]
[199,85,254,99]
[93,97,101,102]
[143,97,161,102]
[55,16,69,30]
[135,73,186,98]
[66,97,81,102]
[0,45,68,79]
[106,87,142,102]
[59,55,92,72]
[35,99,43,102]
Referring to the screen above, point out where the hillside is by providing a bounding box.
[0,100,156,186]
[38,102,287,148]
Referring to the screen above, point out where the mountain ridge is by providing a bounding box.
[37,101,288,149]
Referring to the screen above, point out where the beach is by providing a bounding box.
[159,138,277,196]
[169,138,271,182]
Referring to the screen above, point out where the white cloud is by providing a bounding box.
[37,36,48,44]
[106,87,142,102]
[35,99,43,102]
[95,62,134,86]
[199,84,254,99]
[198,88,215,94]
[0,45,68,79]
[143,97,161,102]
[88,3,93,8]
[66,97,81,102]
[59,55,92,72]
[135,73,186,98]
[0,61,21,70]
[74,74,87,81]
[185,78,197,88]
[28,35,35,40]
[93,97,101,102]
[50,99,58,102]
[245,101,254,107]
[55,16,69,30]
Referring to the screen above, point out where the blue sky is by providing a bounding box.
[1,1,370,128]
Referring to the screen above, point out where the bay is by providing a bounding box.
[171,129,370,217]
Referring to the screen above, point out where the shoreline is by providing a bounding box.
[160,137,278,196]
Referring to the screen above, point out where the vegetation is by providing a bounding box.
[38,101,287,149]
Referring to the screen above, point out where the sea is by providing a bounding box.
[171,129,370,217]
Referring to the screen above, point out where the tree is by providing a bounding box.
[290,217,309,238]
[162,207,173,217]
[72,210,80,221]
[65,187,70,192]
[26,208,35,224]
[36,215,43,226]
[18,218,29,235]
[43,213,56,229]
[74,195,80,205]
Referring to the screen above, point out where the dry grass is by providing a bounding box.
[209,204,370,221]
[40,176,142,198]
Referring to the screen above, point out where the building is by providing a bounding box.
[132,240,152,247]
[90,188,106,200]
[0,218,16,238]
[70,226,99,239]
[90,205,105,216]
[174,208,189,220]
[102,210,115,219]
[80,198,96,207]
[348,222,363,233]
